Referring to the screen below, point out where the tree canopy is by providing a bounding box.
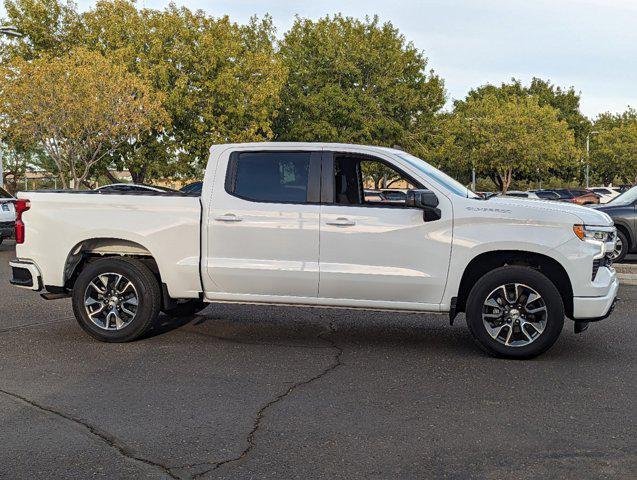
[450,94,578,192]
[0,0,632,192]
[275,15,445,148]
[0,47,168,187]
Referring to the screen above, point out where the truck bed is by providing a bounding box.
[15,191,203,299]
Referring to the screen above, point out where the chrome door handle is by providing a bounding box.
[326,217,356,227]
[214,214,242,222]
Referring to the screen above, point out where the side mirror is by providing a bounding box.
[405,189,441,221]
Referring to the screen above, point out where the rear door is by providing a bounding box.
[205,149,322,301]
[317,151,452,308]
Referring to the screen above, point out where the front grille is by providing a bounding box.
[592,259,601,281]
[0,221,14,227]
[592,255,613,281]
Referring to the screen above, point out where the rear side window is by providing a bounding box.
[227,152,313,203]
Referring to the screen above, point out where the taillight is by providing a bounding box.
[15,198,30,244]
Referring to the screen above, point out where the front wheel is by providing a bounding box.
[72,257,162,342]
[465,266,564,359]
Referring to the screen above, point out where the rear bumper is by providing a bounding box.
[572,275,619,320]
[9,259,42,291]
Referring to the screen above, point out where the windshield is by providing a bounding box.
[396,152,479,198]
[608,185,637,206]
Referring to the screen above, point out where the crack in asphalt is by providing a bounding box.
[0,318,71,334]
[183,322,344,478]
[0,388,179,479]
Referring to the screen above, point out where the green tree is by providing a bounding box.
[590,108,637,185]
[79,1,285,182]
[1,0,81,59]
[2,0,285,183]
[0,48,168,188]
[275,14,445,148]
[451,95,578,193]
[461,77,591,145]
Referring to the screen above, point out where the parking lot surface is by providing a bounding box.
[0,240,635,479]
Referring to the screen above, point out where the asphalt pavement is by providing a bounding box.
[0,240,635,479]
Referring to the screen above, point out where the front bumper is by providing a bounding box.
[572,274,619,320]
[9,259,42,291]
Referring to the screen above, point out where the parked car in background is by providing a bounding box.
[95,183,177,194]
[588,187,621,204]
[552,189,600,205]
[503,191,541,199]
[0,186,16,245]
[363,190,388,202]
[530,190,561,201]
[594,185,637,262]
[10,142,619,359]
[180,181,203,196]
[380,189,408,203]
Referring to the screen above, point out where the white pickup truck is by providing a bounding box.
[9,143,619,358]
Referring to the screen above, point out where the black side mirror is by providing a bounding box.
[405,189,441,221]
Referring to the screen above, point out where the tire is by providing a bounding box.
[72,257,162,342]
[162,299,208,317]
[465,266,564,359]
[612,230,628,263]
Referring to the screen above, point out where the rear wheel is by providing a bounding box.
[466,266,564,359]
[72,257,161,342]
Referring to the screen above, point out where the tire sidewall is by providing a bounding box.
[615,230,628,263]
[72,258,160,342]
[466,266,564,359]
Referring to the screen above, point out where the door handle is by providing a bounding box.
[326,217,356,227]
[214,214,242,222]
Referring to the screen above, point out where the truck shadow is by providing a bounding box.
[145,302,618,361]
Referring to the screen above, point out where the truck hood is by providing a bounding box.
[486,197,613,226]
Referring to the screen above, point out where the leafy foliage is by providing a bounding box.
[0,47,168,187]
[590,108,637,185]
[275,15,445,148]
[450,94,578,192]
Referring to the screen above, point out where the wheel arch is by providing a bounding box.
[456,250,574,318]
[63,238,162,291]
[613,222,634,250]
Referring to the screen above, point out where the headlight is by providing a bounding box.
[573,225,615,242]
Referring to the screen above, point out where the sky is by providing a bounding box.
[45,1,637,118]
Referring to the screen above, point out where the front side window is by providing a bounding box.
[0,187,12,199]
[333,155,418,206]
[228,152,311,203]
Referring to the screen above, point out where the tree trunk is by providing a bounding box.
[104,169,120,184]
[131,166,147,185]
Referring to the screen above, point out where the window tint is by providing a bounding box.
[230,152,311,203]
[334,155,417,206]
[0,187,12,199]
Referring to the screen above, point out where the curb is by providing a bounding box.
[615,263,637,286]
[618,273,637,286]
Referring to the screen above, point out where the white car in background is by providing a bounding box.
[589,187,621,204]
[0,186,16,245]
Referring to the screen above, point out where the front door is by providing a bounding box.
[205,149,322,301]
[318,152,452,308]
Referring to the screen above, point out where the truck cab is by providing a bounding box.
[9,143,619,358]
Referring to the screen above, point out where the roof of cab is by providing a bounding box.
[209,142,405,156]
